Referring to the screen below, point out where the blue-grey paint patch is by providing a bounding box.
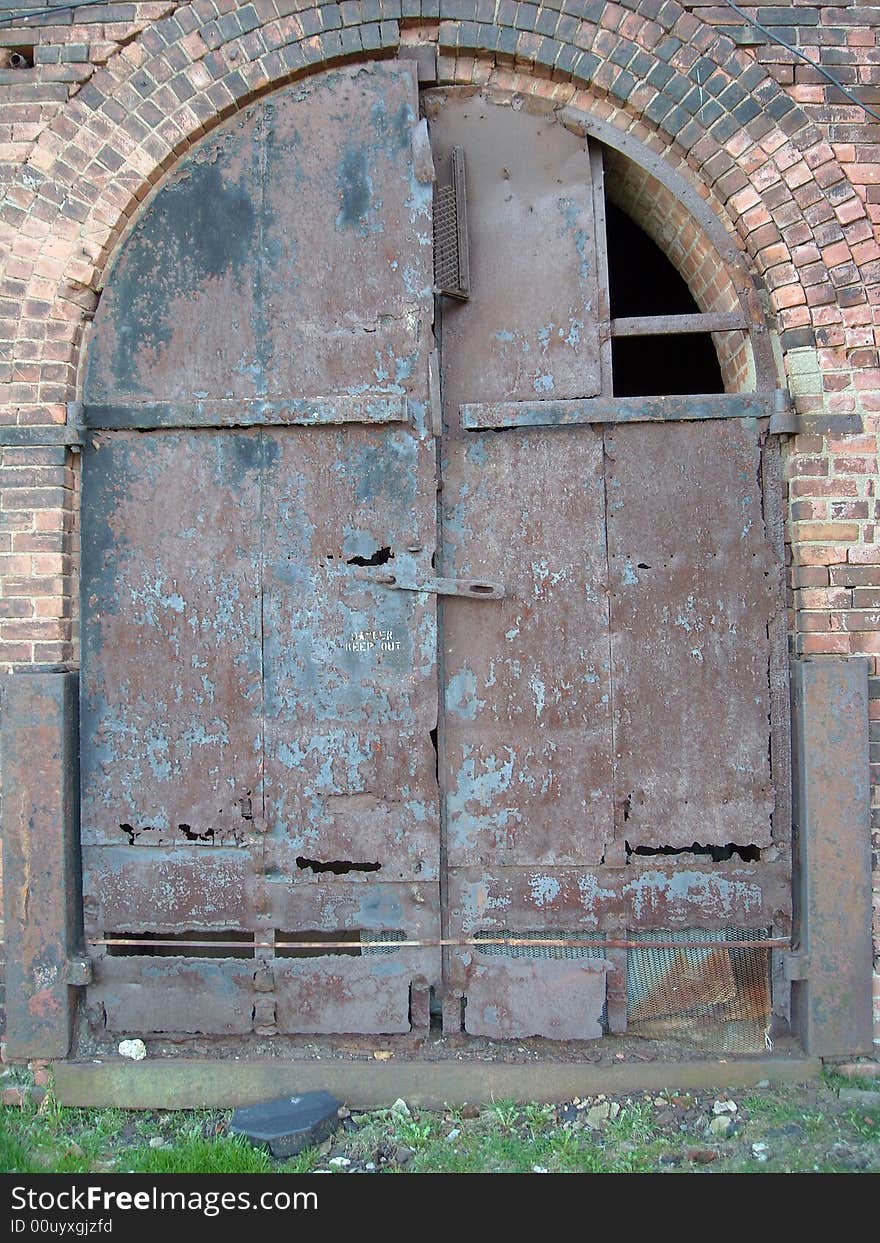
[529,874,560,906]
[465,438,488,467]
[445,667,485,720]
[86,158,258,399]
[534,373,554,394]
[336,145,374,234]
[621,559,639,587]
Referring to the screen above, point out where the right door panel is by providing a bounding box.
[605,419,778,851]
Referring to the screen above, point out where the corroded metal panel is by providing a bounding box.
[82,847,254,935]
[91,958,254,1035]
[425,88,601,410]
[1,673,81,1059]
[448,865,791,933]
[275,959,414,1035]
[605,420,778,849]
[441,428,613,868]
[791,657,873,1055]
[85,63,432,410]
[261,425,440,885]
[80,430,264,845]
[463,960,609,1040]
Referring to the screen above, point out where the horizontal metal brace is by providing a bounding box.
[609,312,747,338]
[84,394,409,430]
[356,570,505,599]
[0,423,83,447]
[461,392,784,431]
[91,937,791,951]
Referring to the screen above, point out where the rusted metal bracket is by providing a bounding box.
[768,388,798,435]
[66,957,94,986]
[411,118,436,186]
[461,392,784,430]
[428,349,442,437]
[356,570,505,599]
[783,952,809,982]
[84,394,410,430]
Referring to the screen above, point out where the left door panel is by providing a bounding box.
[80,61,439,1038]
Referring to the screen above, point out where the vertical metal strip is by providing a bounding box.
[760,427,794,1030]
[434,287,455,1028]
[590,144,614,399]
[600,428,624,867]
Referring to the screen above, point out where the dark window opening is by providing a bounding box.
[295,856,381,874]
[605,203,724,398]
[275,930,404,957]
[626,841,762,863]
[346,546,393,567]
[106,931,255,958]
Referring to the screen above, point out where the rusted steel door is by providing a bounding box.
[80,71,789,1046]
[81,63,440,1038]
[427,89,788,1042]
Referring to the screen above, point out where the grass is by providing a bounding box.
[1,1068,878,1175]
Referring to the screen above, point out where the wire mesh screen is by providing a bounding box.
[433,184,462,295]
[473,930,608,962]
[360,930,405,957]
[626,929,771,1053]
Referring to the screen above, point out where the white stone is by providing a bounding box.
[586,1103,611,1128]
[118,1039,146,1061]
[532,1166,549,1174]
[390,1098,411,1118]
[445,1128,460,1142]
[708,1115,733,1137]
[328,1156,351,1168]
[712,1099,737,1115]
[148,1137,166,1149]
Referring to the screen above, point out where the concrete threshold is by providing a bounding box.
[53,1055,822,1110]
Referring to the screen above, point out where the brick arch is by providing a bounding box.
[2,0,875,426]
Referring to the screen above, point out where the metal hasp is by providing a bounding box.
[1,673,83,1058]
[356,569,505,599]
[790,657,873,1056]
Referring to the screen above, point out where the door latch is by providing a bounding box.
[355,569,505,599]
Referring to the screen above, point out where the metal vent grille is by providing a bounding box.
[627,928,771,1053]
[360,930,405,957]
[474,930,607,961]
[433,147,469,299]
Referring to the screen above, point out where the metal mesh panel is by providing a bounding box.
[474,930,608,961]
[434,184,461,295]
[627,928,771,1053]
[360,930,405,957]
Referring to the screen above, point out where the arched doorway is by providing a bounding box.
[78,62,790,1050]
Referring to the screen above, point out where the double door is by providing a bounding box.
[79,64,785,1041]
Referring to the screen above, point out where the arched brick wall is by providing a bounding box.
[0,0,878,1046]
[0,2,876,428]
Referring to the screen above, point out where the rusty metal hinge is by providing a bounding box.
[356,569,504,599]
[65,957,93,986]
[783,950,809,981]
[433,146,470,300]
[768,388,798,435]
